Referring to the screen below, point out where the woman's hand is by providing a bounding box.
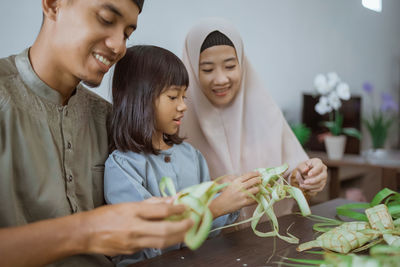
[209,172,261,218]
[295,158,327,195]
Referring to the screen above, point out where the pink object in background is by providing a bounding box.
[345,187,367,202]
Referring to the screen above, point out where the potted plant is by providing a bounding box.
[362,82,398,149]
[313,72,362,159]
[290,123,311,148]
[362,82,398,162]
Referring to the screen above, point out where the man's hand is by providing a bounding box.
[81,201,193,256]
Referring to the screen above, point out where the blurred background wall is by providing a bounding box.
[1,0,399,149]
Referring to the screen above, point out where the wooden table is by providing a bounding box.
[308,151,400,199]
[130,199,350,267]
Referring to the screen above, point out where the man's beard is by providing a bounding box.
[82,79,101,88]
[79,69,105,88]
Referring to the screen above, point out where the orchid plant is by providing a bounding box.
[313,72,361,139]
[362,82,398,149]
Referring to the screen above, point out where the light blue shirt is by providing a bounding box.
[104,142,239,266]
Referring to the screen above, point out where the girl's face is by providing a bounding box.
[198,45,242,107]
[154,85,188,136]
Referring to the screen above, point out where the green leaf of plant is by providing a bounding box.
[342,127,362,140]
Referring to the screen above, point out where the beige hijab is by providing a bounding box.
[181,18,308,220]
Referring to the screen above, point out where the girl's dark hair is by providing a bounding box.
[109,45,189,154]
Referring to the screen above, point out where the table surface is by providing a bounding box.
[131,198,350,267]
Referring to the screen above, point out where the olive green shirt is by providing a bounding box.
[0,49,113,266]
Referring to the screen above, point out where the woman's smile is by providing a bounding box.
[212,87,230,97]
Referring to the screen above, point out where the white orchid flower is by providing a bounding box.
[327,72,340,90]
[320,96,329,105]
[314,74,331,95]
[328,91,342,110]
[315,96,332,115]
[336,82,350,100]
[315,102,327,115]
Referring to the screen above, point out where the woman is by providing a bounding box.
[181,18,327,221]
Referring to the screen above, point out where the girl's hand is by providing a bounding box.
[145,196,178,204]
[209,172,261,218]
[295,158,327,195]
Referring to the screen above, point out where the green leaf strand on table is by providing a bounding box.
[336,188,400,221]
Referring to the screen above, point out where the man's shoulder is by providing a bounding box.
[0,55,18,106]
[0,54,18,79]
[0,55,18,90]
[77,86,112,118]
[78,86,111,108]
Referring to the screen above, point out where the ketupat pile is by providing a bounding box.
[160,163,312,250]
[283,245,400,267]
[283,188,400,267]
[297,204,400,253]
[336,187,400,222]
[297,188,400,254]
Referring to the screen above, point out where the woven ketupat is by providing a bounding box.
[365,204,394,230]
[321,228,372,253]
[297,222,374,253]
[365,204,400,246]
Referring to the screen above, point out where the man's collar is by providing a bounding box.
[15,48,66,105]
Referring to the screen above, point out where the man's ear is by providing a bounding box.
[42,0,60,21]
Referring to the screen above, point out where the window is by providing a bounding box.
[362,0,382,12]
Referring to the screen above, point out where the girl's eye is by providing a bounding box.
[226,65,236,70]
[168,96,177,100]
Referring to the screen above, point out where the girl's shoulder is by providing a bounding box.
[106,149,148,167]
[174,141,197,153]
[174,142,205,159]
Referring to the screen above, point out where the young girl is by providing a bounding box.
[104,45,260,266]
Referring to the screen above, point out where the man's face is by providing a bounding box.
[51,0,139,87]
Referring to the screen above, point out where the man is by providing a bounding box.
[0,0,192,266]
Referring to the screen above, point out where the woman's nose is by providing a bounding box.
[213,69,229,85]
